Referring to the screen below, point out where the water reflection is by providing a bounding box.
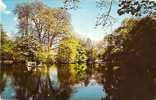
[0,64,106,100]
[49,66,60,90]
[70,82,105,100]
[1,74,16,100]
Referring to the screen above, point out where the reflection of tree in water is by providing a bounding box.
[85,64,103,85]
[0,69,7,93]
[56,64,74,100]
[1,63,105,100]
[12,65,52,100]
[58,64,88,83]
[1,64,72,100]
[73,64,87,82]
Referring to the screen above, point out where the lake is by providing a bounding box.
[0,63,107,100]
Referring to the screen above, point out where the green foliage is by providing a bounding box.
[13,2,73,63]
[79,38,97,63]
[57,37,80,63]
[76,46,87,63]
[0,25,14,60]
[13,35,41,61]
[36,46,55,63]
[57,37,87,63]
[73,64,87,81]
[13,35,55,63]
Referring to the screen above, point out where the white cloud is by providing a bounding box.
[0,0,6,11]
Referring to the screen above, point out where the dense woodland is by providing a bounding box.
[1,0,156,100]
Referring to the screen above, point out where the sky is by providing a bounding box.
[0,0,127,41]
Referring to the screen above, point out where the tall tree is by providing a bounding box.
[15,2,72,50]
[15,4,31,36]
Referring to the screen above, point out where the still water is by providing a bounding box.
[0,64,106,100]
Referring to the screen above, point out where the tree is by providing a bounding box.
[57,37,80,63]
[63,0,80,9]
[117,0,156,16]
[76,46,87,63]
[84,38,97,64]
[56,37,87,63]
[97,0,156,27]
[102,15,156,100]
[0,24,14,61]
[65,0,156,27]
[15,2,72,50]
[13,35,41,62]
[15,4,31,36]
